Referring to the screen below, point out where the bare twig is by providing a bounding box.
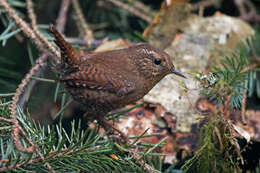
[198,6,204,17]
[237,0,256,17]
[26,0,60,62]
[240,63,258,74]
[192,0,222,11]
[106,0,153,23]
[66,37,104,46]
[241,90,247,125]
[234,0,247,16]
[214,126,223,151]
[241,15,260,23]
[233,0,260,23]
[221,95,231,119]
[1,1,156,172]
[55,0,71,34]
[26,0,37,31]
[126,0,155,16]
[72,0,93,45]
[56,0,71,33]
[9,54,49,156]
[0,117,13,123]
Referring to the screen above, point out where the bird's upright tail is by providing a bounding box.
[49,24,79,66]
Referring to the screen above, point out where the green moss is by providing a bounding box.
[182,116,242,173]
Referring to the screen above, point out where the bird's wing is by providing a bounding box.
[60,63,136,97]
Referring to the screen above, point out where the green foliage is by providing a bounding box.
[0,99,165,172]
[0,83,165,172]
[182,117,242,173]
[183,31,260,173]
[244,31,260,98]
[196,33,260,109]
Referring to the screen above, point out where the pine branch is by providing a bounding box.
[0,101,164,172]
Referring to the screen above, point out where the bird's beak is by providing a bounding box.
[171,68,187,78]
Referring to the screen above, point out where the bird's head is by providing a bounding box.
[130,44,186,83]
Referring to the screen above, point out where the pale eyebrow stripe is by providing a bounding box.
[139,48,161,59]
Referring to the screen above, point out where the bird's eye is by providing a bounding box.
[153,58,161,65]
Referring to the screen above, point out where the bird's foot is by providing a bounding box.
[97,117,129,144]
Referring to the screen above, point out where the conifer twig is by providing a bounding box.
[0,146,95,172]
[26,0,37,32]
[0,159,32,172]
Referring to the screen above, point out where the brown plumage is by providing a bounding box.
[49,24,186,117]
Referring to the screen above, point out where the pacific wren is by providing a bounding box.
[49,24,186,118]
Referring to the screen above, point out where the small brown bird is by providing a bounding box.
[49,24,185,122]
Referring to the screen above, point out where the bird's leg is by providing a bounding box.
[96,116,129,144]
